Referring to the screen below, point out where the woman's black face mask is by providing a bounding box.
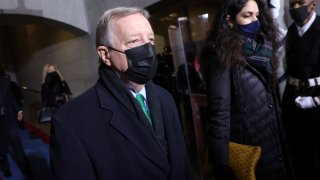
[108,43,158,84]
[46,72,60,82]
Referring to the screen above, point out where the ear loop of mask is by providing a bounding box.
[107,46,125,54]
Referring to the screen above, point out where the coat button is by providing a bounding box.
[268,104,273,108]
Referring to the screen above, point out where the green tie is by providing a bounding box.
[135,93,153,126]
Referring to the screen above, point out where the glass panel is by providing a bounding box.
[148,1,223,179]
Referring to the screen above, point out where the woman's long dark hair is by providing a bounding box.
[203,0,279,75]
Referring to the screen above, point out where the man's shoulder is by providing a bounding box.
[313,15,320,31]
[0,75,10,84]
[287,22,296,32]
[58,85,97,111]
[73,86,97,100]
[0,76,11,97]
[150,83,177,107]
[151,83,172,97]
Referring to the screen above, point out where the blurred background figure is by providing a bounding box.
[282,0,320,179]
[0,66,31,178]
[8,75,25,129]
[41,64,72,109]
[39,64,72,123]
[268,0,288,100]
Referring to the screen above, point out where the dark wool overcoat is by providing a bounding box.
[50,80,194,180]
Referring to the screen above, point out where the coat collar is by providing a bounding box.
[95,82,170,172]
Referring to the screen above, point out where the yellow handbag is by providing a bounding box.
[228,142,261,180]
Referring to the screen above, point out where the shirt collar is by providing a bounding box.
[296,11,316,37]
[130,86,147,99]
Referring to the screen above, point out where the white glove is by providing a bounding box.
[294,96,316,109]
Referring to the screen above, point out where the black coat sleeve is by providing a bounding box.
[205,52,231,165]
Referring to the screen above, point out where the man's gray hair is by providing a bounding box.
[95,7,150,47]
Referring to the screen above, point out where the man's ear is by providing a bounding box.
[309,0,317,11]
[97,46,111,66]
[312,0,317,7]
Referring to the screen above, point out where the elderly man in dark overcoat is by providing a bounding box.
[50,7,194,180]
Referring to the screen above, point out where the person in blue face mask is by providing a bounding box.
[202,0,295,179]
[50,7,194,180]
[282,0,320,179]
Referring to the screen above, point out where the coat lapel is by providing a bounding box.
[95,83,169,172]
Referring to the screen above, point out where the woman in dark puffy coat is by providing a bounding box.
[202,0,294,179]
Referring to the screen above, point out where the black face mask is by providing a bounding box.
[289,2,312,23]
[45,72,61,85]
[108,43,158,84]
